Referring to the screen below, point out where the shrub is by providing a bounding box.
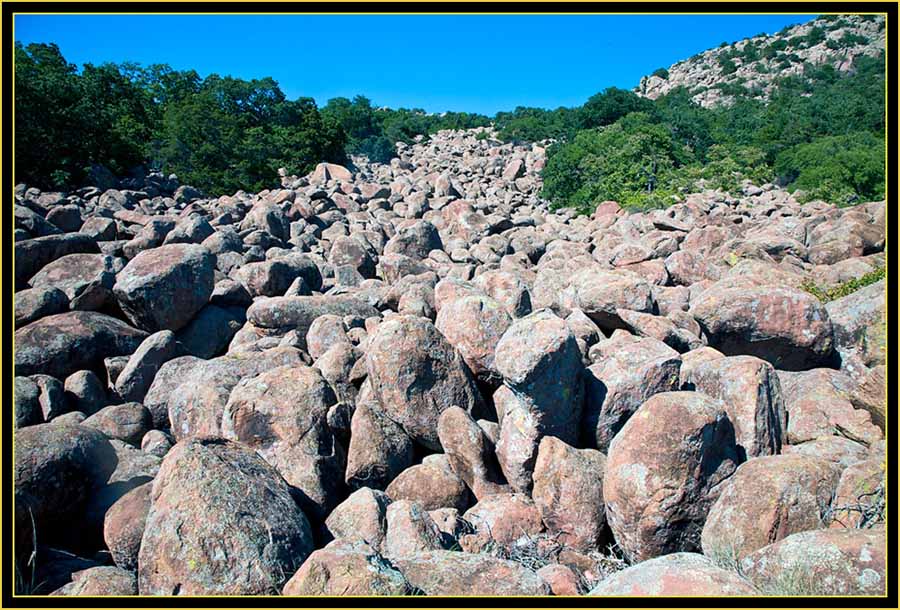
[774,132,885,205]
[718,57,737,75]
[652,67,669,79]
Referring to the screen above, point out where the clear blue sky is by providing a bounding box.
[15,14,816,114]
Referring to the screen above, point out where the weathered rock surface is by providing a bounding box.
[138,438,315,595]
[604,392,740,563]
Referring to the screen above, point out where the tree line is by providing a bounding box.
[16,41,884,210]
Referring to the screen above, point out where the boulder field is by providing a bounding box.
[14,128,886,596]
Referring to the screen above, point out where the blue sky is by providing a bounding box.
[15,14,816,114]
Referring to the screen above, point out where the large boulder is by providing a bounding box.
[113,243,215,332]
[167,347,307,440]
[15,311,148,379]
[701,454,841,564]
[589,553,757,596]
[28,253,119,311]
[113,330,179,403]
[604,392,740,563]
[246,295,378,346]
[392,551,550,595]
[103,482,151,571]
[740,528,885,595]
[383,220,443,260]
[559,267,654,331]
[14,286,69,328]
[583,332,681,452]
[682,355,786,458]
[15,233,100,288]
[366,315,484,450]
[385,456,471,512]
[51,566,137,596]
[15,424,117,549]
[436,406,507,500]
[138,438,315,595]
[435,294,512,382]
[283,539,411,596]
[493,309,584,492]
[345,382,415,491]
[779,368,881,446]
[690,281,834,370]
[323,488,392,551]
[460,493,544,553]
[531,436,608,552]
[825,280,886,366]
[221,365,344,521]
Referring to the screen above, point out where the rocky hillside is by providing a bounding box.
[638,14,885,107]
[14,128,886,596]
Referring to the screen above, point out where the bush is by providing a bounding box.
[801,266,885,302]
[774,132,885,205]
[718,57,737,75]
[652,67,669,79]
[541,113,688,213]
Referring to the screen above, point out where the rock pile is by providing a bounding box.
[14,127,886,596]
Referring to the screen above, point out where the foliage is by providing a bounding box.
[541,113,687,213]
[800,266,885,302]
[494,106,579,142]
[718,56,738,75]
[538,50,884,214]
[651,67,669,79]
[774,132,885,205]
[15,42,347,194]
[579,87,657,129]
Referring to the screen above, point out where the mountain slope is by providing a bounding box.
[637,14,885,107]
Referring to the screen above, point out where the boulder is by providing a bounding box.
[366,315,484,450]
[15,424,117,548]
[103,482,151,571]
[386,454,472,512]
[435,294,512,382]
[682,355,786,458]
[825,280,885,366]
[740,528,885,595]
[113,330,179,403]
[221,365,344,521]
[701,454,841,563]
[14,286,69,328]
[323,487,391,551]
[138,438,315,595]
[559,267,654,331]
[28,253,118,311]
[384,500,446,557]
[437,406,508,500]
[283,539,411,596]
[167,347,307,440]
[51,566,137,596]
[392,551,550,595]
[15,233,100,288]
[589,553,756,596]
[583,333,681,452]
[15,311,148,379]
[345,383,415,491]
[494,310,584,491]
[113,243,215,332]
[691,282,834,370]
[604,392,740,562]
[532,436,608,552]
[81,402,152,446]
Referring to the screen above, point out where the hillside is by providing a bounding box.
[637,14,885,107]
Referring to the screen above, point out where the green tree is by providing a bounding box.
[774,132,885,205]
[578,87,657,129]
[541,112,688,213]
